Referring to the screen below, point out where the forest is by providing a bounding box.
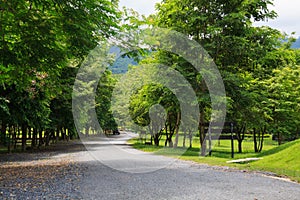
[1,0,300,155]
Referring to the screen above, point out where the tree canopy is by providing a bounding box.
[1,0,299,155]
[0,0,121,151]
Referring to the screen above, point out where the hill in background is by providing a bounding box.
[108,46,138,74]
[109,56,137,74]
[108,37,300,75]
[292,37,300,49]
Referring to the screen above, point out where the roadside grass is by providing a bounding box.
[243,139,300,182]
[128,135,300,182]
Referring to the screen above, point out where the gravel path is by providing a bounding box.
[0,142,85,199]
[0,132,299,200]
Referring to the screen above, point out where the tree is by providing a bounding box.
[153,0,279,155]
[264,64,300,144]
[96,70,118,133]
[129,84,165,146]
[0,0,121,150]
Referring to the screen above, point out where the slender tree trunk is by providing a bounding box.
[173,112,180,148]
[253,127,265,153]
[165,123,169,147]
[189,129,193,148]
[32,128,37,147]
[258,127,265,152]
[277,132,282,145]
[7,126,12,153]
[168,122,174,148]
[168,137,173,147]
[182,130,186,148]
[238,141,243,153]
[199,112,206,156]
[1,121,6,145]
[61,127,66,140]
[65,128,70,141]
[253,128,258,152]
[56,127,60,141]
[148,125,153,145]
[39,129,44,147]
[154,136,159,146]
[21,124,27,152]
[16,126,21,149]
[85,126,89,137]
[237,125,246,153]
[13,126,17,150]
[28,127,32,140]
[51,129,56,144]
[45,129,50,146]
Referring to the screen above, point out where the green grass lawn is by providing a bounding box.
[244,139,300,182]
[128,135,300,182]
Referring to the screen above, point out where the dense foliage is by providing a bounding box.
[0,0,120,151]
[1,0,299,155]
[125,0,300,154]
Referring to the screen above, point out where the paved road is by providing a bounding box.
[1,131,299,199]
[75,132,300,200]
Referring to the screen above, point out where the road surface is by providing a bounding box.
[0,131,299,199]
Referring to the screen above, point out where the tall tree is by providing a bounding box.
[154,0,279,155]
[0,0,121,150]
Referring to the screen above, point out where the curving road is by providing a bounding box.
[76,132,300,200]
[0,131,299,199]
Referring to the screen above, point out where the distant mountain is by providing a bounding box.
[108,37,300,74]
[292,37,300,49]
[109,55,137,74]
[108,46,138,74]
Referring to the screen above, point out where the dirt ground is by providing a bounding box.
[0,141,86,199]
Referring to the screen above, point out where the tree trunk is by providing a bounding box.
[21,124,27,152]
[16,126,21,149]
[45,129,50,146]
[253,127,265,153]
[85,126,89,137]
[173,112,181,148]
[277,132,282,145]
[32,128,37,147]
[154,136,159,146]
[182,130,186,148]
[61,127,66,140]
[13,126,17,150]
[236,125,246,153]
[7,126,12,153]
[253,128,258,152]
[168,137,173,148]
[199,112,206,156]
[56,127,60,141]
[238,140,242,153]
[39,129,44,146]
[258,127,265,152]
[28,127,32,140]
[150,136,153,145]
[174,131,179,148]
[189,129,193,148]
[164,122,169,147]
[1,121,6,145]
[51,129,56,144]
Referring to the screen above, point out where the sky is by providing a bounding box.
[119,0,300,37]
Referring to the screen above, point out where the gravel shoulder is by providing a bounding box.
[0,141,86,199]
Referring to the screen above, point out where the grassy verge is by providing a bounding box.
[244,139,300,182]
[128,136,300,182]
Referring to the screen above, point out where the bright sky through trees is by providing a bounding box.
[119,0,300,37]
